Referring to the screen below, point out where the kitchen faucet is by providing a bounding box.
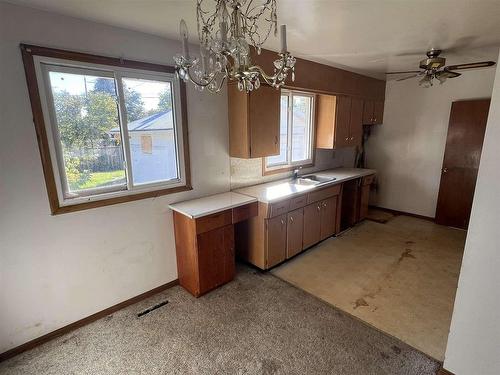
[293,167,302,180]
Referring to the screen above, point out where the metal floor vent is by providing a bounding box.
[137,300,168,317]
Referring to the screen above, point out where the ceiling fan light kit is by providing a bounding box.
[173,0,296,93]
[387,48,496,87]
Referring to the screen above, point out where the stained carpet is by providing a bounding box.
[0,265,439,374]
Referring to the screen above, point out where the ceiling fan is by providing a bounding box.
[386,49,496,87]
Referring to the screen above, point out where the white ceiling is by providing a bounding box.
[6,0,500,79]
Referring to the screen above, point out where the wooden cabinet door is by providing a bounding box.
[373,100,384,124]
[249,85,280,157]
[335,96,352,149]
[349,97,364,148]
[362,100,374,124]
[286,208,304,258]
[320,197,337,240]
[266,214,287,268]
[316,94,336,149]
[197,225,235,295]
[359,184,370,220]
[303,202,322,248]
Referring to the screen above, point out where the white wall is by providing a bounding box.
[365,66,496,217]
[443,50,500,375]
[0,3,230,353]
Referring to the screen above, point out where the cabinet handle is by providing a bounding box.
[350,136,354,140]
[281,218,285,225]
[289,216,294,223]
[345,137,349,141]
[317,205,321,211]
[274,136,279,145]
[323,202,327,207]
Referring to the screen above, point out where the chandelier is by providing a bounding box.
[173,0,296,93]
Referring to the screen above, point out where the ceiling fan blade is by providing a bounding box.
[396,74,420,81]
[445,61,496,71]
[437,70,461,79]
[386,70,422,75]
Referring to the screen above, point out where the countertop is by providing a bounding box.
[168,192,257,219]
[233,167,376,203]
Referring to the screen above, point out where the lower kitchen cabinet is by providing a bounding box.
[266,214,287,268]
[197,225,235,294]
[303,202,322,248]
[172,200,258,297]
[236,183,343,270]
[359,174,376,221]
[320,197,337,240]
[287,208,304,258]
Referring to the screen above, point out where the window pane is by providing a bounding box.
[266,95,289,166]
[291,95,312,162]
[48,69,126,194]
[122,77,178,185]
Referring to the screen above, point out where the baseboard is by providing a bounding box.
[436,367,455,375]
[369,205,435,222]
[0,279,179,362]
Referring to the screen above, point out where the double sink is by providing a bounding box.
[293,174,336,186]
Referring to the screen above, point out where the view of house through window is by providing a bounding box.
[42,62,184,204]
[266,90,314,170]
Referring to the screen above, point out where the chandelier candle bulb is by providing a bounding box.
[280,24,287,53]
[179,19,189,59]
[220,21,228,43]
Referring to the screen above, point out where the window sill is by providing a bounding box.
[51,184,192,215]
[262,161,314,176]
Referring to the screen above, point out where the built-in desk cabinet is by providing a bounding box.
[173,202,258,297]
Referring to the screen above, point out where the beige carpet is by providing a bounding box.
[272,215,466,361]
[0,265,439,374]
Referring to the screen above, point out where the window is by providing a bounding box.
[265,90,315,172]
[22,45,191,214]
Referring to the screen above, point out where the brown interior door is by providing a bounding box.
[303,202,322,248]
[286,208,304,258]
[266,214,287,268]
[435,99,490,229]
[320,197,337,240]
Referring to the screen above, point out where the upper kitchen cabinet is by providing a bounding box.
[316,95,364,149]
[228,83,280,158]
[362,99,384,125]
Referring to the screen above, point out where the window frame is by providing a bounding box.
[21,44,192,215]
[264,89,316,174]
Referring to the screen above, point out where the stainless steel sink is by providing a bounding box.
[293,174,336,185]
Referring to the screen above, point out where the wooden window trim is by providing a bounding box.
[20,44,192,215]
[263,90,316,176]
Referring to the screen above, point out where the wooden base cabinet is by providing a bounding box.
[237,184,342,270]
[287,208,304,258]
[173,202,258,297]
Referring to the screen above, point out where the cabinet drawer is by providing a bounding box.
[268,199,290,218]
[362,174,375,185]
[289,195,307,211]
[195,210,232,234]
[307,184,341,204]
[232,202,258,223]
